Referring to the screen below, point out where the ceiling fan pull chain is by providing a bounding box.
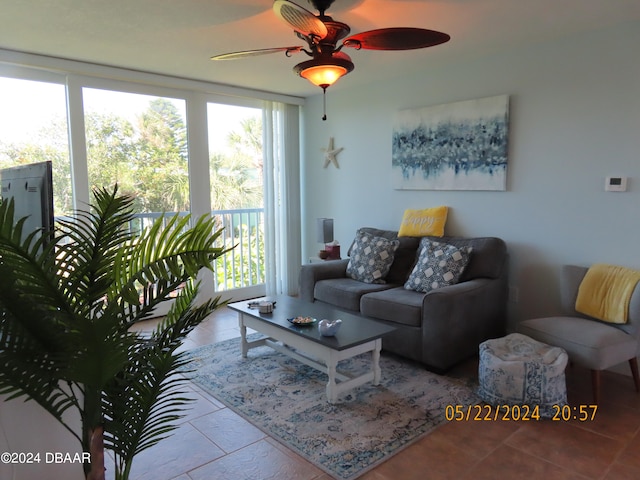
[322,86,328,121]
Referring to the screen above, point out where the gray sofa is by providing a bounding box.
[299,227,508,372]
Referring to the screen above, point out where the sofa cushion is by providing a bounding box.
[348,228,420,284]
[431,236,506,281]
[398,206,448,237]
[404,238,472,293]
[346,230,399,284]
[314,278,396,312]
[360,288,424,327]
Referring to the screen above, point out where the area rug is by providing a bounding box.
[183,335,480,480]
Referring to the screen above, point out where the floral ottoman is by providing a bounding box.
[478,333,568,418]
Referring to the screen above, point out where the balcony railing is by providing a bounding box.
[57,208,265,292]
[130,208,265,292]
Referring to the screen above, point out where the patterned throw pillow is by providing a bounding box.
[346,231,400,284]
[404,238,472,293]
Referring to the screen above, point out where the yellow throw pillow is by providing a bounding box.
[398,206,448,237]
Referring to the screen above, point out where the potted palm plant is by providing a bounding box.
[0,186,232,480]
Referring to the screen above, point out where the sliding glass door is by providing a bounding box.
[207,103,265,297]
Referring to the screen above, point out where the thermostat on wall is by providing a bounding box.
[605,176,627,192]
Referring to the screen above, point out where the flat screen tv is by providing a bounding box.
[0,161,55,245]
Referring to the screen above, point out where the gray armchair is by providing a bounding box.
[519,265,640,404]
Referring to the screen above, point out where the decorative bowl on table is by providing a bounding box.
[287,316,317,326]
[318,319,342,336]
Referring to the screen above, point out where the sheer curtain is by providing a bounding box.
[262,102,301,296]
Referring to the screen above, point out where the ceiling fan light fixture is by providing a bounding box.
[294,56,355,88]
[300,64,347,87]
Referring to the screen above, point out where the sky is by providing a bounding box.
[0,77,65,144]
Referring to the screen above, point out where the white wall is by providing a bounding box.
[300,21,640,331]
[0,395,84,480]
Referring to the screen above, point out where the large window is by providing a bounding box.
[0,59,300,299]
[0,77,73,216]
[83,88,190,218]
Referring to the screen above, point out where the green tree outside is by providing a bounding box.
[0,121,73,216]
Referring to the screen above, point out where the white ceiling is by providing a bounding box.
[1,0,639,98]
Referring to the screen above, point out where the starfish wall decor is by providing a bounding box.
[322,137,344,169]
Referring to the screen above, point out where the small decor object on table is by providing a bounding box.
[325,241,340,259]
[258,301,274,314]
[248,300,276,311]
[319,319,342,336]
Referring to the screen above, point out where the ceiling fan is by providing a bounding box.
[211,0,450,120]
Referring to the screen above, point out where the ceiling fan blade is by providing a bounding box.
[211,46,303,61]
[273,0,328,39]
[343,27,450,51]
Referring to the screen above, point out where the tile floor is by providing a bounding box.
[123,307,640,480]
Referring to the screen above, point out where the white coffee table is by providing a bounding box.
[228,296,396,403]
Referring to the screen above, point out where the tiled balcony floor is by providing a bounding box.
[124,307,640,480]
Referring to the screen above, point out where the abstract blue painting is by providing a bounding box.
[392,95,509,191]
